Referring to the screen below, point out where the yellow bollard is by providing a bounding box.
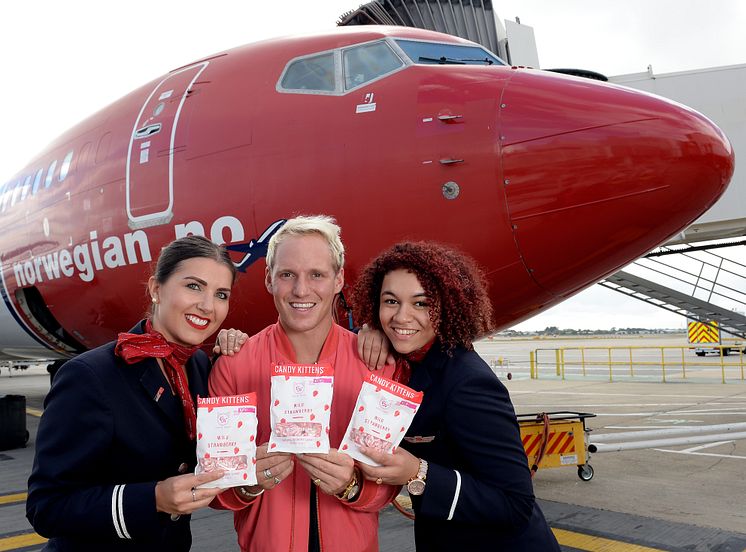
[530,351,536,379]
[661,347,666,383]
[555,349,561,377]
[581,348,586,377]
[608,348,613,382]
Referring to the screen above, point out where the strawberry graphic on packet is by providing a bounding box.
[268,363,334,453]
[340,372,423,466]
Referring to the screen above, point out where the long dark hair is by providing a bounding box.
[153,235,236,287]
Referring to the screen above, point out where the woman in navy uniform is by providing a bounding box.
[27,235,242,551]
[352,242,560,551]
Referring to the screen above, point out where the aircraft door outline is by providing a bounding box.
[126,62,209,229]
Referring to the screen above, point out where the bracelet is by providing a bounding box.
[335,468,361,502]
[236,486,264,500]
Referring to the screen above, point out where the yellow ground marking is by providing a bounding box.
[553,528,666,551]
[0,493,26,506]
[0,533,47,551]
[26,408,43,417]
[393,497,663,550]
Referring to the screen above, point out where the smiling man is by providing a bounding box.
[208,215,397,552]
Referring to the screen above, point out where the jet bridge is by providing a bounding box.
[338,0,540,67]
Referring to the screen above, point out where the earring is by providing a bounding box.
[152,297,157,304]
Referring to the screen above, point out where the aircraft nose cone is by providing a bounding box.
[499,69,734,297]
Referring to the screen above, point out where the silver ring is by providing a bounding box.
[263,468,273,480]
[191,487,197,502]
[228,332,236,337]
[274,476,282,485]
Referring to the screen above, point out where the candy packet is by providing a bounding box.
[268,363,334,453]
[340,372,423,466]
[195,392,258,488]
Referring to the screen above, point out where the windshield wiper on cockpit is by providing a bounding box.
[419,56,466,65]
[418,56,494,65]
[459,58,494,65]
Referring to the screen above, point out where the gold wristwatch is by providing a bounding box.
[406,459,428,496]
[335,469,360,501]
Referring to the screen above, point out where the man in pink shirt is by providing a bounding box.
[209,215,398,552]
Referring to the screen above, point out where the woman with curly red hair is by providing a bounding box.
[352,242,559,551]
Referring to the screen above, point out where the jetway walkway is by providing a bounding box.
[600,244,746,338]
[338,0,515,62]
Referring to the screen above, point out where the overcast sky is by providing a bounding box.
[1,0,743,331]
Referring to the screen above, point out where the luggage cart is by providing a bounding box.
[517,411,596,481]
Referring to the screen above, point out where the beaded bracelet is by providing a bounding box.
[236,486,264,500]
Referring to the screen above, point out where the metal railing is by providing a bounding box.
[530,345,746,383]
[636,246,746,309]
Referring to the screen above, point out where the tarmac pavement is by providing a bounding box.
[2,345,746,551]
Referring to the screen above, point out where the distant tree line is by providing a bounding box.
[499,326,684,337]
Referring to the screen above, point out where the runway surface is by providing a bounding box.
[2,334,746,551]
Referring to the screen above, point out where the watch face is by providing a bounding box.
[347,484,360,500]
[407,479,426,496]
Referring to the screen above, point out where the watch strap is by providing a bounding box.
[335,469,360,501]
[409,458,428,482]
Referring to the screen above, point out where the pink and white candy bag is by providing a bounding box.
[268,363,334,453]
[340,372,423,466]
[195,392,257,488]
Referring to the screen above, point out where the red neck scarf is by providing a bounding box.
[393,338,435,385]
[115,320,199,440]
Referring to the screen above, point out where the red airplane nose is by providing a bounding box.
[498,69,734,298]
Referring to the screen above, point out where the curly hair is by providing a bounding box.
[352,242,495,352]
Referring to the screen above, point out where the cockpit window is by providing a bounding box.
[343,41,403,90]
[395,39,504,66]
[280,52,336,92]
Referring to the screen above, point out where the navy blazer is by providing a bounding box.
[401,343,560,551]
[27,321,211,551]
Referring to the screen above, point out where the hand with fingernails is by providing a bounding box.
[296,448,355,495]
[213,328,249,356]
[357,324,395,370]
[356,445,420,486]
[235,442,293,497]
[154,471,225,516]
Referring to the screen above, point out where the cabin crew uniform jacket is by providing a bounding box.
[26,321,210,552]
[402,344,560,551]
[209,321,399,552]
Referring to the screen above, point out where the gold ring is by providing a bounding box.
[274,476,282,485]
[375,478,383,485]
[313,478,321,486]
